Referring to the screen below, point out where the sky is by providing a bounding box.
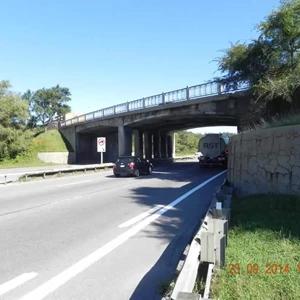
[1,0,281,133]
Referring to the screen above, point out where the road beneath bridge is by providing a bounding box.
[0,161,225,300]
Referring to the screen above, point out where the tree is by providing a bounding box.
[0,80,30,160]
[25,85,71,128]
[175,131,202,156]
[217,0,300,119]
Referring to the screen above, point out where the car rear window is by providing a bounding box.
[117,157,135,163]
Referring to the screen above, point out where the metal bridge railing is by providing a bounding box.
[60,81,249,127]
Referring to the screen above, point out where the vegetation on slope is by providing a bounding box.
[0,129,71,168]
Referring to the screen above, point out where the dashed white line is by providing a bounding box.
[118,204,164,228]
[20,170,226,300]
[0,273,38,296]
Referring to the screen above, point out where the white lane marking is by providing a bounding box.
[118,205,165,228]
[152,171,171,174]
[20,170,226,300]
[0,273,38,296]
[57,180,94,187]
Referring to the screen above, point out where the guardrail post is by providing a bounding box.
[142,98,145,108]
[126,102,129,112]
[162,92,165,104]
[186,86,189,100]
[217,82,222,94]
[200,231,215,263]
[215,234,226,267]
[113,106,116,115]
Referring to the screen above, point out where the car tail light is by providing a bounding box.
[128,162,135,169]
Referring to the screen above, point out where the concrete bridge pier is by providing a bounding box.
[118,126,132,157]
[160,133,167,159]
[166,132,174,159]
[153,132,161,159]
[171,132,176,158]
[133,130,143,157]
[144,132,153,159]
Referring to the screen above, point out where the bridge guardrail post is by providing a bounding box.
[162,92,165,104]
[142,97,145,108]
[217,82,222,94]
[186,86,189,100]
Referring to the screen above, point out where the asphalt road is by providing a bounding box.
[0,161,226,300]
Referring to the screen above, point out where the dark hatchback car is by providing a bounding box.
[113,156,153,177]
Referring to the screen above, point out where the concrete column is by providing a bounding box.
[167,134,173,158]
[133,129,143,157]
[118,126,132,157]
[153,132,160,159]
[160,133,167,159]
[172,132,176,158]
[144,132,153,159]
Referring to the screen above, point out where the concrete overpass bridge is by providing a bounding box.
[60,81,251,163]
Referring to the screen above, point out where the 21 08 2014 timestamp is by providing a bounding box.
[227,262,300,275]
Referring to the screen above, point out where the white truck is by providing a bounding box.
[198,134,228,167]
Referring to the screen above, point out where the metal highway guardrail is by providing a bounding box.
[60,81,249,127]
[0,163,114,184]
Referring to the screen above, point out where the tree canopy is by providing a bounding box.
[218,0,300,119]
[175,131,202,156]
[0,81,30,160]
[24,85,71,127]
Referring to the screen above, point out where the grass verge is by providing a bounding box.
[211,194,300,300]
[0,129,71,169]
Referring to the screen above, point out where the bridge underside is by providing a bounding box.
[60,93,251,163]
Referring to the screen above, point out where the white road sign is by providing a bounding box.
[97,137,106,152]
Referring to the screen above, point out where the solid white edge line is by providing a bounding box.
[118,205,164,228]
[0,272,38,296]
[20,170,226,300]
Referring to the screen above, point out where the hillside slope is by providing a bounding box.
[0,129,71,168]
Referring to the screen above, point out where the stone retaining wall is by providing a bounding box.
[228,125,300,196]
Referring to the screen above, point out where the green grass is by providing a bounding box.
[0,152,53,169]
[211,194,300,300]
[0,129,72,169]
[31,129,72,152]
